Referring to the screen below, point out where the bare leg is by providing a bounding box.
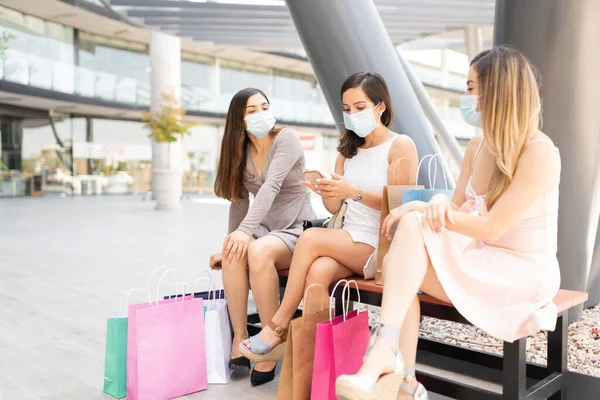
[242,228,373,351]
[247,236,293,372]
[358,212,450,382]
[397,261,450,398]
[222,247,251,360]
[302,257,354,314]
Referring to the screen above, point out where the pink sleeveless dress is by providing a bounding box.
[419,140,561,342]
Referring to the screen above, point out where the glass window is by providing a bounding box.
[78,32,149,104]
[181,53,217,112]
[0,5,75,91]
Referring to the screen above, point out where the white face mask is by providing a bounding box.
[460,95,482,128]
[343,102,382,138]
[245,109,276,138]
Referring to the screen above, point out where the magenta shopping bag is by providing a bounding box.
[311,281,370,400]
[127,295,207,400]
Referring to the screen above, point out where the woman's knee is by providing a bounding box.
[306,257,338,285]
[247,240,277,272]
[221,255,247,272]
[297,228,324,251]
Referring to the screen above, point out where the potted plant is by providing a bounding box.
[142,91,196,209]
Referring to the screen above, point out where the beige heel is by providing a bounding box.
[238,320,288,363]
[376,371,405,398]
[335,323,405,400]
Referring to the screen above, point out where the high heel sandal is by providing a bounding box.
[335,323,405,400]
[400,372,429,399]
[238,320,288,363]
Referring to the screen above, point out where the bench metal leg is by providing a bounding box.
[503,337,527,399]
[547,312,568,400]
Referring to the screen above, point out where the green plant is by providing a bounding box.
[142,92,197,143]
[0,31,15,60]
[0,158,8,171]
[117,161,128,172]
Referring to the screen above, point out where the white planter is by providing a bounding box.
[152,141,182,210]
[152,168,182,210]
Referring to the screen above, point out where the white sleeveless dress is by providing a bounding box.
[342,136,397,279]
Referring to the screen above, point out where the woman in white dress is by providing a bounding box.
[238,72,419,362]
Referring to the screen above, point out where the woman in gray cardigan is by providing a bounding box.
[209,87,313,386]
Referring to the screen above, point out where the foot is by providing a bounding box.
[241,324,283,354]
[336,323,404,400]
[356,338,398,382]
[254,361,277,373]
[238,320,288,363]
[398,379,428,399]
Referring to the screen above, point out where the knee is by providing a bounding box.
[397,211,421,232]
[247,240,276,272]
[306,257,337,285]
[222,255,246,272]
[297,228,322,250]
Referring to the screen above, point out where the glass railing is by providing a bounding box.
[0,48,336,125]
[410,63,466,92]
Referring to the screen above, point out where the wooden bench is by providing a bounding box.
[264,270,587,400]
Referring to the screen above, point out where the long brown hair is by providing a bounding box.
[338,72,394,158]
[471,46,542,208]
[214,88,281,202]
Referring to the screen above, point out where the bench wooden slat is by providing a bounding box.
[279,270,588,314]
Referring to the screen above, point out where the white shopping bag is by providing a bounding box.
[205,289,233,384]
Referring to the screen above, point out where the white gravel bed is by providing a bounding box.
[356,303,600,377]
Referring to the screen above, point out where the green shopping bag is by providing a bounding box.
[103,317,128,398]
[103,288,146,399]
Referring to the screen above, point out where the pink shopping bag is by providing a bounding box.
[127,269,208,400]
[311,280,370,400]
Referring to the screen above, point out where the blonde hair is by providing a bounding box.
[471,46,542,208]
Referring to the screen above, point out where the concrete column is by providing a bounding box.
[285,0,452,189]
[464,25,483,62]
[150,30,182,210]
[494,0,600,314]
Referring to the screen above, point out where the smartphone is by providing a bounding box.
[303,170,325,190]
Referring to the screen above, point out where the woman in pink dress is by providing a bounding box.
[336,46,562,400]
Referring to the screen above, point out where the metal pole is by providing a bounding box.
[397,50,463,169]
[285,0,453,189]
[494,0,600,314]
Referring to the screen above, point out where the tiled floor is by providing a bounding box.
[0,194,449,399]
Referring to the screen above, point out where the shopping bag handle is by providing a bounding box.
[169,281,192,303]
[341,280,362,321]
[303,283,326,316]
[119,288,147,317]
[188,271,213,294]
[414,154,449,190]
[151,269,186,305]
[390,157,413,186]
[147,266,180,301]
[329,279,350,322]
[427,155,449,190]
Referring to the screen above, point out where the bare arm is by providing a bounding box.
[322,154,345,214]
[449,135,482,209]
[237,129,304,236]
[447,142,559,242]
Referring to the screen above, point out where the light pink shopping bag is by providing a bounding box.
[127,296,207,400]
[311,281,370,400]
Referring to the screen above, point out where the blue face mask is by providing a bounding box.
[343,103,382,138]
[245,109,276,139]
[460,95,482,128]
